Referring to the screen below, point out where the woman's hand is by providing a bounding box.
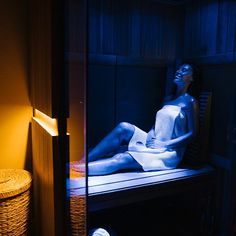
[146,128,155,143]
[146,128,167,150]
[146,138,166,149]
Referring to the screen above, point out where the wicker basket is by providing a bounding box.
[69,162,86,236]
[0,169,32,236]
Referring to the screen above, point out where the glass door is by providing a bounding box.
[65,0,88,235]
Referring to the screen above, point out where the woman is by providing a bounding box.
[86,64,199,175]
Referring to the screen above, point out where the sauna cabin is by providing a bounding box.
[1,0,234,235]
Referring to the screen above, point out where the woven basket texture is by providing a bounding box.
[69,163,86,236]
[0,169,32,236]
[70,194,86,236]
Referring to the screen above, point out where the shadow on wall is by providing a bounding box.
[24,123,32,172]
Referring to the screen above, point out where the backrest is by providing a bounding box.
[182,91,212,166]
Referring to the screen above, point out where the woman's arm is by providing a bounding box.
[146,98,199,149]
[146,126,155,142]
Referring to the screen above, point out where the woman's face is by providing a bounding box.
[174,64,193,86]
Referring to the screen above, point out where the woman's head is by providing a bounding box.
[174,64,193,86]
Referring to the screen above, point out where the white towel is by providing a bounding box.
[127,105,187,171]
[154,105,181,141]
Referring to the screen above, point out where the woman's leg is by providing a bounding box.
[88,153,142,176]
[88,122,135,161]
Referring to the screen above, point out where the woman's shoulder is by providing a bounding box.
[182,93,198,110]
[185,93,197,103]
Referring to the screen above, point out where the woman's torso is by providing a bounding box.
[155,93,194,140]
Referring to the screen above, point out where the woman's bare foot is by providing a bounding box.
[70,160,85,172]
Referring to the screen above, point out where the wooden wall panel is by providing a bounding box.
[30,0,52,116]
[66,0,87,53]
[184,0,236,62]
[32,119,56,236]
[32,118,70,236]
[87,0,183,60]
[30,0,66,118]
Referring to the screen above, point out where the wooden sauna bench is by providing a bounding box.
[69,164,215,212]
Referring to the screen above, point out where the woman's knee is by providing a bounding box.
[113,153,127,164]
[116,122,134,141]
[113,153,140,169]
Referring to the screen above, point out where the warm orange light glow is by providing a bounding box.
[0,105,32,169]
[33,109,58,136]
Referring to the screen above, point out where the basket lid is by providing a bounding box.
[0,169,32,199]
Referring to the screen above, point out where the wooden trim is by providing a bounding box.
[66,52,172,67]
